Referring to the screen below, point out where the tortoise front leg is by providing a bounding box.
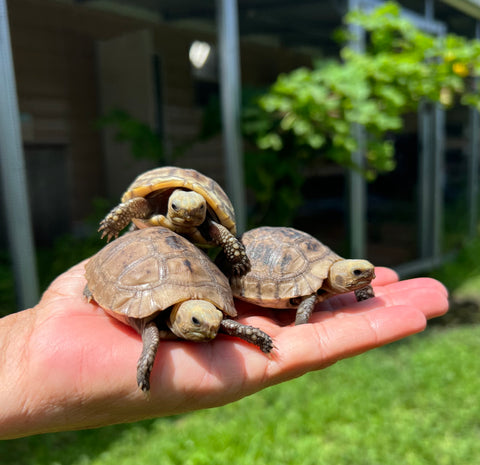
[294,294,317,325]
[354,285,375,301]
[136,320,161,392]
[207,220,251,276]
[99,197,152,241]
[220,319,273,354]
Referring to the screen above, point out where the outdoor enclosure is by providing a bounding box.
[1,0,480,308]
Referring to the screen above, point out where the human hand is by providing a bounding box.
[0,262,448,439]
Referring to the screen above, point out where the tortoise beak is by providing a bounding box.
[190,326,218,341]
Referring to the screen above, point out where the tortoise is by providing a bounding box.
[98,166,250,275]
[84,227,272,392]
[230,226,376,325]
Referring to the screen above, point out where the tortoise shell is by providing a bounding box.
[84,227,237,323]
[122,166,236,235]
[230,226,343,308]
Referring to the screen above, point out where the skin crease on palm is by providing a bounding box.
[0,260,448,439]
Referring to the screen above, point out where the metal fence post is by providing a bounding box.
[468,21,480,238]
[347,0,367,258]
[0,0,39,309]
[216,0,247,233]
[433,103,445,259]
[418,102,434,258]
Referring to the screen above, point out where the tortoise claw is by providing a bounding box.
[207,221,251,276]
[354,285,375,301]
[99,197,151,241]
[231,259,251,276]
[98,225,118,243]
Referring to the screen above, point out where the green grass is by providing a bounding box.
[2,325,479,465]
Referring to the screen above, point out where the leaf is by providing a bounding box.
[232,0,480,226]
[257,133,283,151]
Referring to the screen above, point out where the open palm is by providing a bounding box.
[0,261,448,439]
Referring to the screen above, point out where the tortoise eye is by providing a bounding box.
[191,316,201,326]
[171,203,179,211]
[353,269,362,276]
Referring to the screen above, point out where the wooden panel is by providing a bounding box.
[97,29,157,198]
[8,1,105,221]
[24,145,71,245]
[179,136,226,187]
[7,0,315,227]
[20,97,70,118]
[7,0,151,40]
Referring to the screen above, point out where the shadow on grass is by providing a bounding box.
[0,415,184,465]
[430,295,480,327]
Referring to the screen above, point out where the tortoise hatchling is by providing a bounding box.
[230,226,376,325]
[84,227,272,392]
[98,166,250,275]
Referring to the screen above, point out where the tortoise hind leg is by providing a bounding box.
[294,294,317,325]
[207,220,250,276]
[220,319,273,354]
[136,320,161,392]
[99,197,152,241]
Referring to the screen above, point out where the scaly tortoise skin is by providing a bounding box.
[84,227,272,392]
[230,227,376,325]
[98,166,250,275]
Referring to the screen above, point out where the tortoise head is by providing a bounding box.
[168,300,223,341]
[167,189,207,227]
[326,259,375,294]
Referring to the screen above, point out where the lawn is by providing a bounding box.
[1,324,479,465]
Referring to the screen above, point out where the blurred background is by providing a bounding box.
[1,0,480,462]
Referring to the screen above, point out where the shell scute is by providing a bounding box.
[122,166,236,233]
[230,226,342,306]
[85,227,236,320]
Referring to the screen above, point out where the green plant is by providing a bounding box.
[36,197,113,291]
[243,148,305,227]
[0,234,103,317]
[0,250,15,316]
[430,235,480,294]
[242,1,480,224]
[97,109,166,163]
[200,90,305,226]
[249,2,480,178]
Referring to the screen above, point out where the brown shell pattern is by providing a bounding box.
[230,226,342,307]
[121,166,236,234]
[85,227,237,321]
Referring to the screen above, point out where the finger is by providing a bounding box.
[372,266,399,286]
[376,276,448,298]
[266,305,427,384]
[372,277,449,319]
[236,275,449,326]
[315,277,448,319]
